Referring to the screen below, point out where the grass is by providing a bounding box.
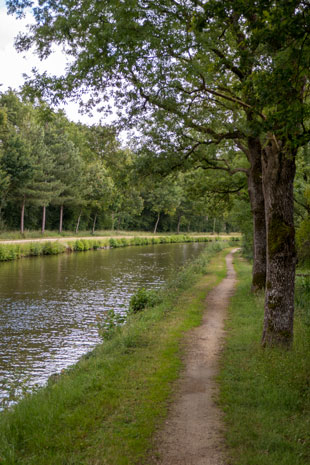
[0,242,229,465]
[219,253,310,465]
[0,234,240,262]
[0,229,241,241]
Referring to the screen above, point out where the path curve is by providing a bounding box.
[152,249,238,465]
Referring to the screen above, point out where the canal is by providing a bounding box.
[0,241,206,406]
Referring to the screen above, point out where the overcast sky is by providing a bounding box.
[0,1,106,125]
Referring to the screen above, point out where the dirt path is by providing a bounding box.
[152,249,238,465]
[0,235,145,244]
[0,234,237,245]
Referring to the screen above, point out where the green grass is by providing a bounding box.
[0,242,229,465]
[219,254,310,465]
[0,229,241,241]
[0,234,239,262]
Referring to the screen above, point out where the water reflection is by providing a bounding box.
[0,242,205,405]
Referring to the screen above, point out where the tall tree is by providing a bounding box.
[42,112,83,233]
[85,161,114,233]
[146,177,182,234]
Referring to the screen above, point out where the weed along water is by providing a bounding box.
[0,241,207,407]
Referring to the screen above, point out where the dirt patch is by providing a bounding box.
[150,250,238,465]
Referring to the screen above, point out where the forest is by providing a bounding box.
[0,90,237,235]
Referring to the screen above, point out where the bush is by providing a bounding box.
[0,244,20,261]
[28,243,44,256]
[228,237,241,246]
[109,238,117,248]
[129,287,161,313]
[97,309,127,340]
[73,240,85,251]
[42,242,66,255]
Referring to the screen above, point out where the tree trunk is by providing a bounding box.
[111,212,115,231]
[20,197,25,235]
[75,210,82,234]
[213,218,216,234]
[261,140,296,348]
[247,137,267,292]
[92,213,97,234]
[177,214,181,234]
[41,205,46,234]
[153,212,160,234]
[59,205,64,234]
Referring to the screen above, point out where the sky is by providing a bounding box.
[0,1,106,126]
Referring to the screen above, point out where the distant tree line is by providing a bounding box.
[0,90,235,235]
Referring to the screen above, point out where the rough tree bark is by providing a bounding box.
[20,197,25,235]
[247,137,267,292]
[41,205,46,234]
[75,210,82,234]
[261,139,296,348]
[177,214,181,234]
[153,212,160,234]
[59,205,64,234]
[92,213,97,234]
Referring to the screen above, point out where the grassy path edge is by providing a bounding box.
[218,253,310,465]
[0,243,230,465]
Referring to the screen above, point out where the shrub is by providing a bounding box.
[129,287,161,313]
[73,240,85,251]
[109,238,117,248]
[151,237,160,245]
[228,237,241,246]
[28,243,44,256]
[0,244,20,261]
[97,309,127,340]
[42,242,66,255]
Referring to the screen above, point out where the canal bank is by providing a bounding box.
[0,243,229,465]
[0,234,239,262]
[0,241,211,407]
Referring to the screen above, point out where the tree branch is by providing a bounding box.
[211,47,244,80]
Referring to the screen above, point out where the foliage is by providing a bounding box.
[42,241,66,255]
[0,91,234,235]
[96,308,127,340]
[129,287,161,314]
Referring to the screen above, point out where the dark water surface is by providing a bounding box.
[0,242,206,405]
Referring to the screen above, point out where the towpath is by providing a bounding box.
[151,249,238,465]
[0,234,228,245]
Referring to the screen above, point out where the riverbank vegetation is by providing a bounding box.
[219,254,310,465]
[0,234,240,262]
[0,243,228,465]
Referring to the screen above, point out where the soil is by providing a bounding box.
[150,249,238,465]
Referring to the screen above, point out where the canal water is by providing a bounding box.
[0,242,206,406]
